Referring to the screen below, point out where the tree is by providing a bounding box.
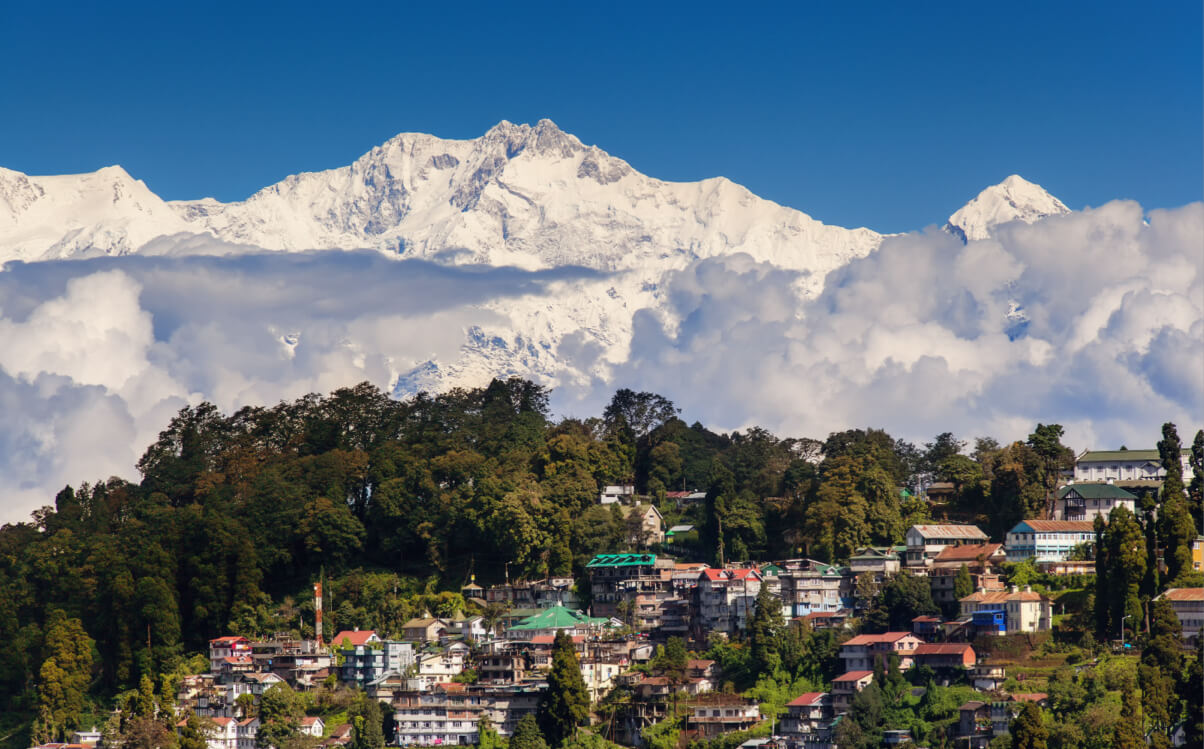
[179,713,214,749]
[478,715,503,749]
[1010,702,1048,749]
[538,631,590,746]
[748,585,786,677]
[1189,429,1204,534]
[954,563,974,601]
[1158,423,1196,583]
[1112,688,1145,749]
[1027,424,1074,518]
[350,695,385,749]
[864,572,939,633]
[257,683,304,749]
[34,612,94,741]
[512,714,550,749]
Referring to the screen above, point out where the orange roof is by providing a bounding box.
[915,643,973,655]
[1160,588,1204,602]
[787,692,827,706]
[933,543,1003,563]
[211,717,234,726]
[843,632,916,646]
[332,629,378,646]
[210,635,248,645]
[700,568,762,582]
[834,670,875,682]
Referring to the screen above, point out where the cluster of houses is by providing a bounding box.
[32,448,1204,749]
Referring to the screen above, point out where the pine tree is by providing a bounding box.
[1189,429,1204,534]
[538,631,590,747]
[1010,702,1048,749]
[351,696,385,749]
[178,713,212,749]
[512,714,550,749]
[1158,423,1196,583]
[749,584,786,676]
[1112,689,1144,749]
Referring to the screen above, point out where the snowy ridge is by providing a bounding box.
[945,174,1069,242]
[0,122,1068,396]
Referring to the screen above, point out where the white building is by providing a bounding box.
[1055,483,1137,521]
[1005,520,1095,563]
[696,568,762,635]
[599,484,635,504]
[1074,448,1194,483]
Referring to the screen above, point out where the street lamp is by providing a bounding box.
[1120,614,1132,649]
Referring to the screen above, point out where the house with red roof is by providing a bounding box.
[779,692,832,736]
[831,671,875,711]
[913,642,976,670]
[208,636,251,673]
[331,628,381,648]
[959,586,1052,633]
[839,632,924,671]
[696,567,762,636]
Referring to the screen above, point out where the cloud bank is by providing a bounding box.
[0,200,1201,524]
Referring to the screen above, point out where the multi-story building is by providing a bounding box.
[777,559,851,617]
[208,636,251,673]
[848,547,902,581]
[904,525,989,572]
[684,695,760,739]
[831,671,874,711]
[586,553,676,630]
[392,682,546,745]
[779,692,832,737]
[1004,520,1095,563]
[959,586,1052,634]
[485,577,580,609]
[1074,448,1194,484]
[1155,588,1204,646]
[1054,483,1138,521]
[505,604,610,640]
[695,568,762,636]
[838,632,923,672]
[339,641,416,687]
[928,543,1005,609]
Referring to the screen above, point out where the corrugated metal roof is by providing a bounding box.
[1011,520,1095,533]
[909,524,989,540]
[1058,483,1138,499]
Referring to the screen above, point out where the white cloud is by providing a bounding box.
[0,201,1200,525]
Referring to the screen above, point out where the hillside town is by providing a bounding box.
[31,445,1204,749]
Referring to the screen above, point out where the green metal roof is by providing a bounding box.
[760,563,784,576]
[1079,449,1188,462]
[508,606,608,630]
[586,553,657,568]
[1059,484,1138,500]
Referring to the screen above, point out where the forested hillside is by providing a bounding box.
[1,378,1197,733]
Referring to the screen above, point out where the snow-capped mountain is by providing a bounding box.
[945,174,1069,243]
[0,121,1069,395]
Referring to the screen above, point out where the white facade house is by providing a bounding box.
[599,484,635,504]
[905,525,989,571]
[1156,588,1204,645]
[1005,520,1095,563]
[1074,449,1194,483]
[1055,483,1137,521]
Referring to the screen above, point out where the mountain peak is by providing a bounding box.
[946,174,1069,242]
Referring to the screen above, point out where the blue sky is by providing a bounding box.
[1,1,1199,232]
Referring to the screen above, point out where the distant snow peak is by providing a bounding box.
[945,174,1069,243]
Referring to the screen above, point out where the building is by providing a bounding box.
[617,503,666,547]
[505,604,610,639]
[1155,588,1204,646]
[401,618,449,643]
[392,682,546,746]
[696,568,762,636]
[848,547,902,581]
[1054,483,1138,521]
[1074,448,1194,484]
[600,484,636,504]
[208,636,251,673]
[586,553,675,629]
[905,525,989,572]
[831,671,875,711]
[485,577,580,609]
[331,629,381,648]
[339,641,415,687]
[913,643,976,671]
[1193,536,1204,573]
[299,717,325,737]
[959,586,1052,633]
[777,559,852,617]
[928,543,1006,609]
[779,692,832,736]
[1004,520,1095,563]
[838,632,923,672]
[685,695,760,739]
